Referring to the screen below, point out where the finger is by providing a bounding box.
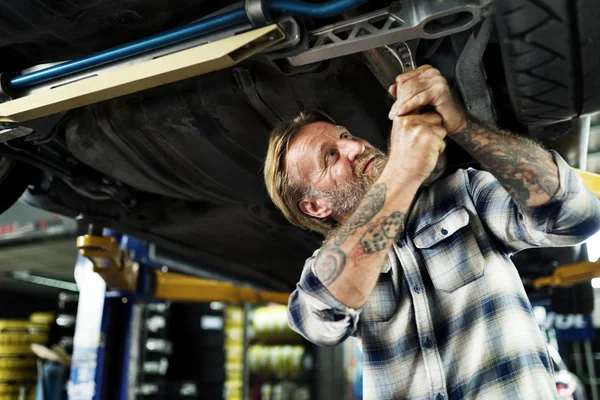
[393,65,434,87]
[412,113,443,126]
[437,139,447,155]
[393,113,443,127]
[411,124,446,141]
[429,125,448,140]
[395,91,435,116]
[400,75,449,117]
[388,83,397,97]
[392,113,443,130]
[388,79,433,118]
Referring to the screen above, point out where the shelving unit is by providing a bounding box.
[224,305,316,400]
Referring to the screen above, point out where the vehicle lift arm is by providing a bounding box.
[76,232,290,304]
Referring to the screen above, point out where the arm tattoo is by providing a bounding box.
[360,212,404,253]
[452,119,560,207]
[314,183,405,286]
[315,247,346,286]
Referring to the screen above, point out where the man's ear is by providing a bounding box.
[299,198,333,219]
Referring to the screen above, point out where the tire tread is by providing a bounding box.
[494,0,600,124]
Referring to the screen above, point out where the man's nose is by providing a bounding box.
[338,138,364,162]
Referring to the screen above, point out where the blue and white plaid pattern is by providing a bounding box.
[288,151,600,400]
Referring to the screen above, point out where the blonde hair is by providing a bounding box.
[264,110,338,235]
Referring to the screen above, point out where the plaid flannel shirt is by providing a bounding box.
[288,151,600,400]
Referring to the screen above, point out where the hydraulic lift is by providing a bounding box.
[75,230,289,305]
[68,228,291,400]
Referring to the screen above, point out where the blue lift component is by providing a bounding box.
[8,0,368,89]
[68,254,119,400]
[68,233,160,400]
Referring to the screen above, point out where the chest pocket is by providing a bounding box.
[361,272,396,323]
[412,207,484,293]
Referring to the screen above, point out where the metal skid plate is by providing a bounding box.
[287,0,492,66]
[0,25,284,123]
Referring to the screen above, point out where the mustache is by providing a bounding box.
[352,147,386,177]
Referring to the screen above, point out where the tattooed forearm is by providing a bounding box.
[360,212,405,253]
[333,183,386,246]
[314,183,405,287]
[452,119,560,207]
[315,247,346,286]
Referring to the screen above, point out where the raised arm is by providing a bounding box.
[388,64,600,251]
[313,112,447,309]
[450,120,559,208]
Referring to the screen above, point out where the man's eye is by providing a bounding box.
[326,150,337,164]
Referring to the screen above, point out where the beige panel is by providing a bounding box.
[0,25,284,123]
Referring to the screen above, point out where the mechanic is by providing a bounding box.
[263,65,600,399]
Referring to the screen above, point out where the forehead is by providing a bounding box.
[285,121,337,181]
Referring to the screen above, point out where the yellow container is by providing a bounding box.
[0,345,33,357]
[0,383,36,400]
[0,321,48,345]
[29,313,54,326]
[225,362,243,374]
[224,344,243,361]
[224,327,244,344]
[0,357,36,369]
[224,379,242,391]
[224,308,243,324]
[0,368,36,382]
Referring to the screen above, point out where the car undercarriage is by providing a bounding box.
[0,0,599,295]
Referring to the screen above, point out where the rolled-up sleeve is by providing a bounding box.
[467,150,600,252]
[287,250,361,347]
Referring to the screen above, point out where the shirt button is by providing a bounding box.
[413,285,421,293]
[423,338,433,349]
[436,394,444,400]
[441,228,448,235]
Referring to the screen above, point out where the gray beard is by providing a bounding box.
[312,147,388,218]
[314,149,448,220]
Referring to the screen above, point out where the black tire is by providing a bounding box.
[0,157,37,214]
[494,0,600,125]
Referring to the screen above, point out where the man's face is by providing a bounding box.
[286,122,387,221]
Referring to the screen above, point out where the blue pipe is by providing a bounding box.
[9,8,248,89]
[270,0,369,18]
[9,0,367,89]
